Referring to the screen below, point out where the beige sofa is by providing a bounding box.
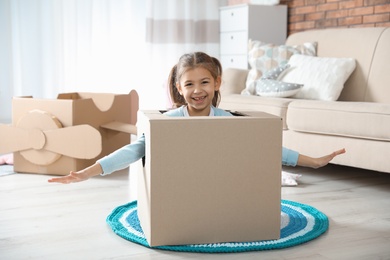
[219,27,390,173]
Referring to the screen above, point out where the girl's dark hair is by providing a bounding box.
[168,52,222,108]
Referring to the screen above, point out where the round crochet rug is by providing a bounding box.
[106,200,328,253]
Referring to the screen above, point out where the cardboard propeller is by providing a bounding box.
[0,109,103,166]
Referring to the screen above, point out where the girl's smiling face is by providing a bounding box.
[176,67,221,116]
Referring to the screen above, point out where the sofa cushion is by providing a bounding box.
[280,54,356,101]
[286,100,390,141]
[219,94,294,129]
[221,68,249,96]
[366,27,390,103]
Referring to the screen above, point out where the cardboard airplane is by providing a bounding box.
[0,90,138,175]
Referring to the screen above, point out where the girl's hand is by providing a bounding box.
[313,148,346,168]
[48,163,103,184]
[297,148,346,169]
[48,171,90,184]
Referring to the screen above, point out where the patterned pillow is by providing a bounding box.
[255,64,303,98]
[242,40,317,96]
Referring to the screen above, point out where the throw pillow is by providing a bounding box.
[255,64,303,98]
[256,79,303,98]
[262,63,290,80]
[243,40,317,95]
[280,54,356,101]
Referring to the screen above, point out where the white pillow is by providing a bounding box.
[280,54,356,101]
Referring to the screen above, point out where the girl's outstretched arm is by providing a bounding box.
[48,163,103,184]
[297,148,346,169]
[48,135,146,184]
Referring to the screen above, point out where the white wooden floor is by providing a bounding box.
[1,164,390,260]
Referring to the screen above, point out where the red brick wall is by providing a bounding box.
[228,0,390,35]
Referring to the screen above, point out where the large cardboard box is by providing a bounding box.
[137,110,282,247]
[0,91,138,175]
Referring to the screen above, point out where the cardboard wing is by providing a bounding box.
[0,110,102,165]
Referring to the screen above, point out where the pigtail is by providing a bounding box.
[211,57,222,107]
[211,57,223,78]
[168,64,186,108]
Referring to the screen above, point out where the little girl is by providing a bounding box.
[48,52,345,184]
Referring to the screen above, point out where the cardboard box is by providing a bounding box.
[0,91,138,175]
[137,110,282,247]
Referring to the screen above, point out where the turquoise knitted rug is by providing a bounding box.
[106,200,328,253]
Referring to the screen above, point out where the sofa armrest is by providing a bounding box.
[221,68,249,96]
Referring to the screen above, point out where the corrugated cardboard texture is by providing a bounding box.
[137,110,282,246]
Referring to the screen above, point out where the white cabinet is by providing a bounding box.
[219,4,287,70]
